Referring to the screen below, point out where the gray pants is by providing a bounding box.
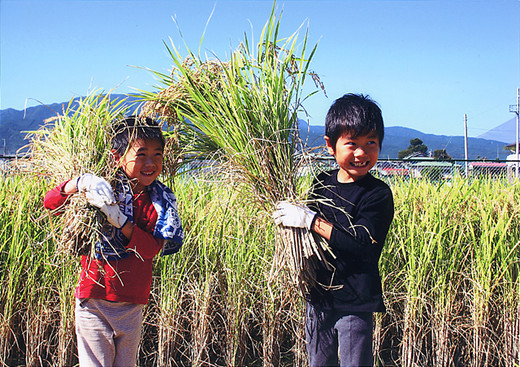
[75,298,144,367]
[305,303,374,367]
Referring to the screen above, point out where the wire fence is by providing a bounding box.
[172,156,520,184]
[3,155,520,184]
[315,157,520,183]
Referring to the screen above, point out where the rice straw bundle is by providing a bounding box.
[138,58,228,171]
[139,8,332,294]
[26,91,130,257]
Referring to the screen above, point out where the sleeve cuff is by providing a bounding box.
[310,213,319,230]
[59,180,73,196]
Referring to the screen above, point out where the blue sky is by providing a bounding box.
[1,0,519,137]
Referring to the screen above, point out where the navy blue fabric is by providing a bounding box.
[306,302,373,367]
[95,173,183,259]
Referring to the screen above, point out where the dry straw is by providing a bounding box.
[138,8,332,294]
[26,92,130,257]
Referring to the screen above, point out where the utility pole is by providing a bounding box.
[510,87,520,179]
[464,114,469,178]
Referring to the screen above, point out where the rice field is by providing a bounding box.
[1,170,520,366]
[3,7,520,367]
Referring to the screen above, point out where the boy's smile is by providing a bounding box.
[114,138,164,193]
[325,131,380,183]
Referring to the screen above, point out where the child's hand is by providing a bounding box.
[76,174,128,229]
[272,201,316,230]
[97,203,129,229]
[77,174,116,206]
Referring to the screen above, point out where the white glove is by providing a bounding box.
[272,201,316,230]
[97,203,129,229]
[77,173,115,206]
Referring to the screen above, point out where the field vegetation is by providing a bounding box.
[2,5,520,366]
[1,172,520,366]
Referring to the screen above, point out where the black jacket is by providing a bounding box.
[308,170,394,312]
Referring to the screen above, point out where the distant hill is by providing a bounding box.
[477,117,517,144]
[0,96,512,160]
[298,123,510,160]
[0,94,139,155]
[382,126,509,160]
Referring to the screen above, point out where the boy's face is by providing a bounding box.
[114,138,164,193]
[325,130,380,183]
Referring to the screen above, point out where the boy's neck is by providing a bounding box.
[337,169,368,183]
[131,181,148,195]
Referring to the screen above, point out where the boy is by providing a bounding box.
[44,116,183,366]
[273,94,394,366]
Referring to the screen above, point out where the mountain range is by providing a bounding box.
[298,124,511,160]
[477,117,518,143]
[0,95,514,160]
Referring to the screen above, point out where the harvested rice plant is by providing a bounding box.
[2,7,520,367]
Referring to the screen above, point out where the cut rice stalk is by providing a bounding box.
[271,225,334,295]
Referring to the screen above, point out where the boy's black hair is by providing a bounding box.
[112,116,165,155]
[325,93,384,149]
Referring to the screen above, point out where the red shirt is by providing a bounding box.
[44,181,163,304]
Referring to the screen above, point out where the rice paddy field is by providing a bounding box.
[3,8,520,366]
[1,170,520,366]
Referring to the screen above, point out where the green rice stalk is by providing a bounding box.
[138,5,330,295]
[379,177,520,366]
[152,174,275,364]
[5,167,520,364]
[466,179,520,365]
[0,175,52,364]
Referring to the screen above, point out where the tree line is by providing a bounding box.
[398,138,452,160]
